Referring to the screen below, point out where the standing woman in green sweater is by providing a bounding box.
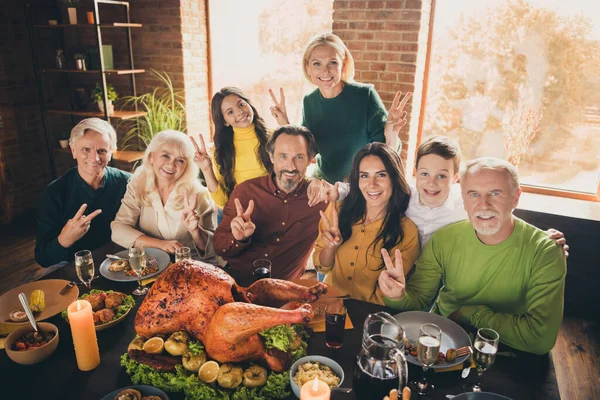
[193,87,330,213]
[269,32,412,183]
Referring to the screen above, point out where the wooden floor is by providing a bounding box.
[0,219,598,400]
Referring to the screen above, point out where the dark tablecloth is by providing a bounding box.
[1,243,560,400]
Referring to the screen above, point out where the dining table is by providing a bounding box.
[1,243,561,400]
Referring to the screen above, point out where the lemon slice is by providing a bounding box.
[198,360,220,383]
[142,337,164,354]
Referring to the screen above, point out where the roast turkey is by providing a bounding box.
[134,259,327,371]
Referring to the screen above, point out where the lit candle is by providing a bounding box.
[300,377,331,400]
[67,300,100,371]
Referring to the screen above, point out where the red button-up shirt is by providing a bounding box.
[215,175,327,280]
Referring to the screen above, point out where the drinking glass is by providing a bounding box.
[128,243,148,295]
[74,250,95,290]
[175,246,191,262]
[325,302,347,349]
[413,323,442,395]
[253,259,271,281]
[465,328,499,392]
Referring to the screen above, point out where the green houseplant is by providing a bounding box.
[92,82,119,115]
[121,70,186,150]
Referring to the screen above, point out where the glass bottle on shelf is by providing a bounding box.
[55,49,66,69]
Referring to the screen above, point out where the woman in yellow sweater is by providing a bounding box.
[313,142,419,305]
[193,87,272,208]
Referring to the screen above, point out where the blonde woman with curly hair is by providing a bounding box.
[111,130,217,263]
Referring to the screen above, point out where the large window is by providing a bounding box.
[209,0,333,130]
[423,0,600,200]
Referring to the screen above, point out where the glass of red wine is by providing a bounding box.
[253,259,271,281]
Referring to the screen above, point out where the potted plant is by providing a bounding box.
[91,82,118,115]
[62,0,80,25]
[74,53,86,71]
[121,70,186,149]
[56,131,70,148]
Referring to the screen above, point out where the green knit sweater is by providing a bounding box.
[301,81,387,183]
[35,166,130,267]
[384,218,566,355]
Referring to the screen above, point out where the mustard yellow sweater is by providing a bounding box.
[313,202,420,305]
[210,124,269,207]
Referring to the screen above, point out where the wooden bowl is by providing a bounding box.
[5,322,59,365]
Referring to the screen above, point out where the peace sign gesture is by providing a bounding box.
[319,207,342,248]
[377,248,406,299]
[191,134,213,172]
[181,191,200,233]
[384,91,412,149]
[231,198,256,241]
[57,203,103,248]
[269,87,290,126]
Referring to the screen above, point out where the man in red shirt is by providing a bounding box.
[215,125,329,281]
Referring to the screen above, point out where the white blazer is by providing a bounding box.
[111,182,218,264]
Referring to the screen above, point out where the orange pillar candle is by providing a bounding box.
[67,300,100,371]
[300,377,331,400]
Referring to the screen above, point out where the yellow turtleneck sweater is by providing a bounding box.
[210,124,269,207]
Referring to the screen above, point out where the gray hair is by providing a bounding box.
[69,118,117,151]
[460,157,520,193]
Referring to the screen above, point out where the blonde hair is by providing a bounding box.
[130,130,201,210]
[460,157,520,193]
[302,33,355,84]
[70,118,117,151]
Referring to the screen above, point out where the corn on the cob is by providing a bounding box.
[29,289,45,313]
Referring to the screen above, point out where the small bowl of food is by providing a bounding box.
[5,322,59,365]
[289,355,344,398]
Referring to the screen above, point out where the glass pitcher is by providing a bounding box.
[353,312,408,399]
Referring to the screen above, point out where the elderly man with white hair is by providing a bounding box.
[379,157,567,355]
[35,118,131,267]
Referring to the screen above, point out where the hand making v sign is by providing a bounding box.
[231,198,256,241]
[319,207,342,249]
[181,191,200,233]
[268,87,290,126]
[384,91,412,149]
[57,203,102,248]
[378,248,406,299]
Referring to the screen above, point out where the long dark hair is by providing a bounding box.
[211,87,272,198]
[338,143,411,270]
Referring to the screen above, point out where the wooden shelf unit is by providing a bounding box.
[47,109,146,120]
[33,23,142,28]
[41,69,145,75]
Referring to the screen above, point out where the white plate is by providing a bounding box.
[394,311,472,369]
[99,248,170,282]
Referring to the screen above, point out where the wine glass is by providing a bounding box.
[413,323,442,395]
[465,328,499,392]
[175,246,191,262]
[128,243,148,295]
[74,250,95,290]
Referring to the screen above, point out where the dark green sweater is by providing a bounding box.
[35,167,130,267]
[301,81,387,183]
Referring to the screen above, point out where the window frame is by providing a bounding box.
[415,0,600,203]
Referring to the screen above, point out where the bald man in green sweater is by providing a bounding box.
[380,157,566,355]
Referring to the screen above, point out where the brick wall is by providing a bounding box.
[332,0,430,163]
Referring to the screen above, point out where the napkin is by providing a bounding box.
[309,313,354,333]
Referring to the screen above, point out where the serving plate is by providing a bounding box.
[452,392,513,399]
[0,280,79,325]
[64,303,133,332]
[291,279,344,324]
[394,311,472,369]
[99,248,170,282]
[101,385,169,400]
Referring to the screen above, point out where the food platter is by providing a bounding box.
[394,311,472,369]
[0,280,79,325]
[101,385,169,400]
[99,248,170,282]
[291,279,344,324]
[61,290,136,331]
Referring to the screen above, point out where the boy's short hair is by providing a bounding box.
[416,135,462,174]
